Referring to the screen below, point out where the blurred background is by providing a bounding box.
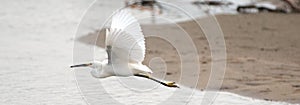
[0,0,299,104]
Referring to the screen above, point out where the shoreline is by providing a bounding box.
[78,13,300,104]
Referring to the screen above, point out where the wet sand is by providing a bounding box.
[79,13,300,104]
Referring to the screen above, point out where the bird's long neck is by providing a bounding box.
[91,68,102,78]
[90,63,107,78]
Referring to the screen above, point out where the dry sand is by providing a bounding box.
[79,13,300,104]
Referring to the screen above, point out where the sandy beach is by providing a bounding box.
[79,13,300,104]
[1,0,299,104]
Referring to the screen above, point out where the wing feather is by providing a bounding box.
[106,28,144,63]
[106,10,146,63]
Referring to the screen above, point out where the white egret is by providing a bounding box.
[71,10,178,88]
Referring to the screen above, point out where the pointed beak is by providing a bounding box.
[70,63,91,68]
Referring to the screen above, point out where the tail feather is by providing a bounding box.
[129,63,153,74]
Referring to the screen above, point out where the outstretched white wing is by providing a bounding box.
[106,10,146,64]
[111,10,144,42]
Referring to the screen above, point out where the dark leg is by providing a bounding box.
[134,74,179,88]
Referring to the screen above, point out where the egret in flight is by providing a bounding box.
[71,10,178,88]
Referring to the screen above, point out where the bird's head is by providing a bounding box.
[70,61,102,69]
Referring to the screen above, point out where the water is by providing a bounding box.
[0,0,94,104]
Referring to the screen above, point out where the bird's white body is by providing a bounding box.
[90,60,152,78]
[88,10,152,78]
